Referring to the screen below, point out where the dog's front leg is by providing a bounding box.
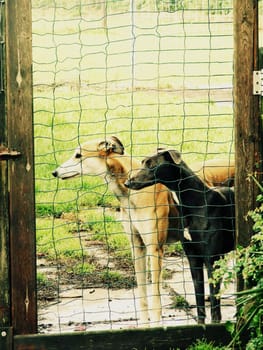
[131,234,149,326]
[121,213,150,326]
[148,244,163,327]
[187,255,206,324]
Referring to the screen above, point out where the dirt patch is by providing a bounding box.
[37,241,136,307]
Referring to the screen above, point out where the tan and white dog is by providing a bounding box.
[52,136,235,326]
[52,136,181,327]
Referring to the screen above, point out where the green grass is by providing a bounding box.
[186,339,230,350]
[100,270,135,289]
[67,262,96,276]
[36,208,130,256]
[36,217,87,260]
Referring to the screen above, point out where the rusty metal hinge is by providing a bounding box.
[253,70,263,96]
[0,147,21,160]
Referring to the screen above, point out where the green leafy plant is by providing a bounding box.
[212,178,263,349]
[186,339,229,350]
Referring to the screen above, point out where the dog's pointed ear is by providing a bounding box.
[98,136,124,156]
[158,148,181,164]
[167,150,181,164]
[109,136,125,155]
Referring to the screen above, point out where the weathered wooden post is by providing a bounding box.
[0,0,11,333]
[2,0,37,336]
[233,0,261,290]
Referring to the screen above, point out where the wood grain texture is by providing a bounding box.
[0,0,11,329]
[233,0,261,249]
[0,139,10,327]
[5,0,37,334]
[14,324,235,350]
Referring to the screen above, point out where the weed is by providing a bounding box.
[165,242,184,256]
[68,262,95,276]
[37,272,49,285]
[186,339,229,350]
[162,268,173,280]
[100,270,136,289]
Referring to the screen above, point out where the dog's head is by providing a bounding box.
[125,149,182,190]
[52,136,125,179]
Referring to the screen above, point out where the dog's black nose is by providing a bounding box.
[52,170,58,178]
[124,180,131,188]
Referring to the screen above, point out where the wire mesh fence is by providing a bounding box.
[32,0,236,333]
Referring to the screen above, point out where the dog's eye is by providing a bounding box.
[144,159,154,169]
[75,153,82,159]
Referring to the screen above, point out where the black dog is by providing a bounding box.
[125,149,235,324]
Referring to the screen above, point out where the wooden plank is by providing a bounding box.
[0,0,10,328]
[5,0,37,334]
[233,0,261,252]
[0,156,10,328]
[14,324,234,350]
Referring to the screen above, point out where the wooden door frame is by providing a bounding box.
[4,0,37,335]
